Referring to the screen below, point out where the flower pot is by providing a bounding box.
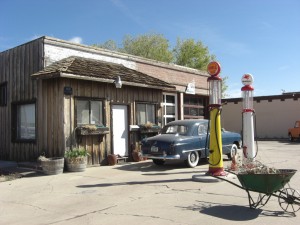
[132,151,143,162]
[65,156,87,172]
[107,154,117,166]
[40,157,64,175]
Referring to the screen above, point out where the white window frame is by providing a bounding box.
[162,93,178,126]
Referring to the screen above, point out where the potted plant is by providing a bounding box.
[37,155,64,175]
[64,147,89,172]
[139,122,161,134]
[76,124,109,135]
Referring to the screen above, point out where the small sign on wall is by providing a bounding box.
[185,82,195,95]
[64,86,73,95]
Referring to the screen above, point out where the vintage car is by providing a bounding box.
[141,119,241,168]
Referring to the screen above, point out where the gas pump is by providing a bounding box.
[207,61,226,176]
[241,74,256,160]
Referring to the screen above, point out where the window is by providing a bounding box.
[12,102,36,142]
[198,123,208,135]
[162,125,188,135]
[0,82,7,106]
[162,93,177,126]
[136,103,156,125]
[76,99,104,126]
[184,95,206,119]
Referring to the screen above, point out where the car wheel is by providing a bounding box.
[289,134,294,142]
[185,151,199,168]
[227,144,238,160]
[152,159,165,166]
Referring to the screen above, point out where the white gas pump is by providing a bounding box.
[241,74,256,160]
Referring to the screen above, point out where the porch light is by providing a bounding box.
[114,76,122,88]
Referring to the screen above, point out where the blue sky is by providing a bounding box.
[1,0,300,97]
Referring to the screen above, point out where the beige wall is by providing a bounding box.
[222,97,300,139]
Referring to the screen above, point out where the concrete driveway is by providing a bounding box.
[1,141,300,225]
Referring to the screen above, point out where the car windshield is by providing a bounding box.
[161,125,188,135]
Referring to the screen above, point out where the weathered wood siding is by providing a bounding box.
[0,39,44,161]
[39,77,162,165]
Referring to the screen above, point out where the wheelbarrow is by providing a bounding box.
[215,169,300,215]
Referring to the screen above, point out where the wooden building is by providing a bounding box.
[0,36,209,164]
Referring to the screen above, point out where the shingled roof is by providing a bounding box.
[31,56,175,90]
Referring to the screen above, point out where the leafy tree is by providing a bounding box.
[173,38,215,71]
[121,33,173,63]
[92,33,227,96]
[92,40,119,51]
[222,76,229,98]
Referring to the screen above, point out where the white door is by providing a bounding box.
[112,105,128,156]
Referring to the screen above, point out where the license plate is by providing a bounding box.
[151,146,158,152]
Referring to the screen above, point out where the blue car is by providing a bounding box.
[141,119,241,168]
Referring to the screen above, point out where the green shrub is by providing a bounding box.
[65,148,89,158]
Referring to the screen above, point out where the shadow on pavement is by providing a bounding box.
[180,200,295,220]
[200,204,262,221]
[178,201,262,221]
[113,160,208,173]
[77,178,192,188]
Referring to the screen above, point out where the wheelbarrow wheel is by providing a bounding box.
[278,188,300,213]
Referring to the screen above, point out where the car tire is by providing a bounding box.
[289,134,294,142]
[152,159,165,166]
[227,144,238,160]
[185,151,199,168]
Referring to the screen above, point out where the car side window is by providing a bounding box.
[198,124,208,135]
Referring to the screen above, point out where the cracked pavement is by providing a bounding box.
[1,141,300,225]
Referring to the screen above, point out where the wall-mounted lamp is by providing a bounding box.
[114,76,122,88]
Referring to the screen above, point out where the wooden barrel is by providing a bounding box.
[41,157,64,175]
[65,157,87,172]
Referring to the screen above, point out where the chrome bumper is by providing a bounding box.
[142,154,181,160]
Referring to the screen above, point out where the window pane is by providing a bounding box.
[198,124,208,135]
[17,104,35,139]
[166,117,175,124]
[77,100,89,125]
[166,106,175,115]
[91,101,103,125]
[147,104,155,123]
[166,95,175,103]
[163,125,188,135]
[137,104,146,124]
[0,83,7,106]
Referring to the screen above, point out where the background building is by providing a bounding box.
[222,93,300,139]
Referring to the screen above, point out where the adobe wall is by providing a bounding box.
[222,96,300,139]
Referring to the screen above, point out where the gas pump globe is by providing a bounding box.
[241,74,254,111]
[208,76,222,106]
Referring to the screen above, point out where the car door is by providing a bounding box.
[197,123,210,157]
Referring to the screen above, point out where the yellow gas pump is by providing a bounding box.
[207,61,226,176]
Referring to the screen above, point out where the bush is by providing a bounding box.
[65,148,89,158]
